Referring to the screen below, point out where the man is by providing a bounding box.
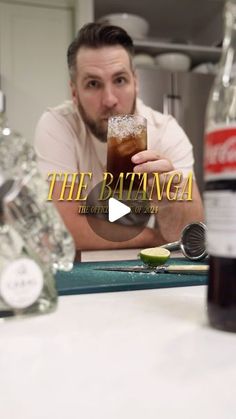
[34,23,203,250]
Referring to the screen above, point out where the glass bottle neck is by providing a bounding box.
[220,1,236,84]
[224,3,236,50]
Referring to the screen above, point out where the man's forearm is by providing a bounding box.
[49,180,203,251]
[54,200,162,250]
[50,181,165,250]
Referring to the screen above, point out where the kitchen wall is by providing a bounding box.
[0,1,74,142]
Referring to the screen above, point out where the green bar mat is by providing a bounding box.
[55,258,208,296]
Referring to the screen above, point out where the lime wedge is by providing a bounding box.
[139,247,170,266]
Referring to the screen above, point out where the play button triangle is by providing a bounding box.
[108,197,131,222]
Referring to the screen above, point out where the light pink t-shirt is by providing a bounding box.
[34,98,194,186]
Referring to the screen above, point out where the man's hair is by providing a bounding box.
[67,22,135,81]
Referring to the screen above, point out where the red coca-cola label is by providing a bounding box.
[205,128,236,179]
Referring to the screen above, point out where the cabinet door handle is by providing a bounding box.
[163,94,182,123]
[163,94,172,115]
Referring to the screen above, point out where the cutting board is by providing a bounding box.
[55,258,208,296]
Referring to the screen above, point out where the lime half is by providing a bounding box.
[139,247,170,266]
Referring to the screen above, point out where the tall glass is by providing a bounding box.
[107,115,147,189]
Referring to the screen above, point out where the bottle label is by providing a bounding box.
[205,127,236,181]
[204,190,236,257]
[0,258,43,309]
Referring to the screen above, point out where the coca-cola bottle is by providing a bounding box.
[204,0,236,332]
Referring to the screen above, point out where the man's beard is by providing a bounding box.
[77,96,136,143]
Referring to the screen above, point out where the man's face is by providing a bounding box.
[70,45,137,142]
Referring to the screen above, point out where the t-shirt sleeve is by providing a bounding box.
[148,114,195,179]
[161,116,194,178]
[137,99,195,179]
[34,111,78,179]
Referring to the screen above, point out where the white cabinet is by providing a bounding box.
[133,39,221,68]
[0,2,73,142]
[94,0,223,67]
[94,0,224,46]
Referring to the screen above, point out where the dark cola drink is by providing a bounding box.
[107,115,147,190]
[204,0,236,332]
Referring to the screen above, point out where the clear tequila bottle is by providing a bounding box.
[0,217,57,318]
[0,91,75,272]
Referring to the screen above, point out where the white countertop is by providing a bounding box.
[0,250,236,419]
[81,248,144,262]
[81,248,182,262]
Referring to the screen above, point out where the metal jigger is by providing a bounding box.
[161,222,208,261]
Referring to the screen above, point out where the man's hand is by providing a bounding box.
[132,150,204,243]
[132,150,184,203]
[132,150,174,174]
